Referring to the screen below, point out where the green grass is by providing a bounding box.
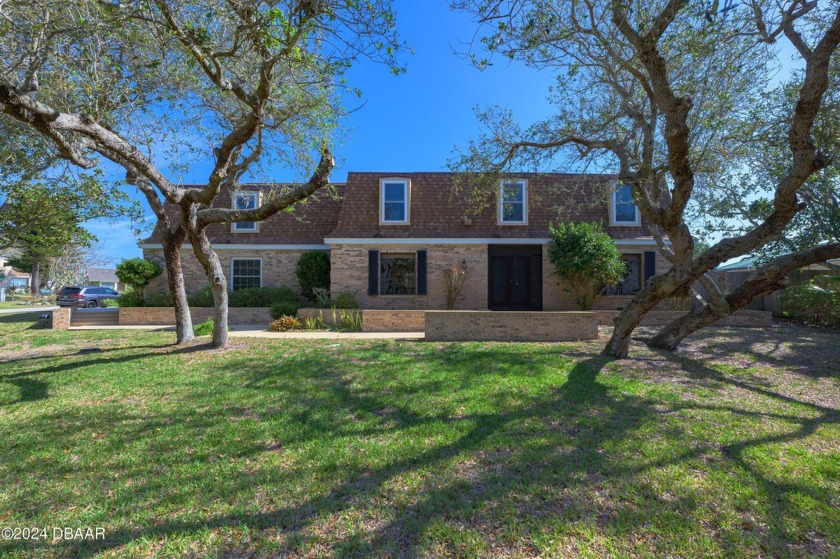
[0,301,52,310]
[0,312,838,558]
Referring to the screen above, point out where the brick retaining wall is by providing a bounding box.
[363,310,425,332]
[594,309,772,328]
[118,307,272,326]
[425,311,598,342]
[51,308,71,330]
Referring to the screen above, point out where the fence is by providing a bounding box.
[696,269,836,315]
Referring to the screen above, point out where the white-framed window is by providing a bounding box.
[379,253,416,295]
[610,184,640,226]
[499,179,527,224]
[380,179,410,224]
[232,191,259,232]
[230,259,261,291]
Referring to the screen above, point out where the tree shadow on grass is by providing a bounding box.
[3,338,837,558]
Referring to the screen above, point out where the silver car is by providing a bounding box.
[56,286,121,308]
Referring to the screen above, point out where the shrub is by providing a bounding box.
[780,277,840,326]
[229,286,297,308]
[187,287,214,307]
[268,315,301,332]
[189,286,298,308]
[333,291,359,309]
[193,319,215,336]
[443,263,468,309]
[115,258,162,302]
[116,290,143,307]
[338,309,363,332]
[295,251,331,301]
[547,221,627,310]
[302,315,327,330]
[312,287,332,308]
[143,291,174,307]
[270,301,301,319]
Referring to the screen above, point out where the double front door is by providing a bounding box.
[488,245,543,311]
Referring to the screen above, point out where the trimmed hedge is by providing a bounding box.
[295,251,331,301]
[188,286,300,308]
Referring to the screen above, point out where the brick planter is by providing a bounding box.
[425,311,598,342]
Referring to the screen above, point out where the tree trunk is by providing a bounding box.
[161,227,193,345]
[602,286,665,358]
[185,225,228,348]
[30,260,40,296]
[649,242,840,351]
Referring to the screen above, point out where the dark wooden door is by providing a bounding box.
[488,249,541,310]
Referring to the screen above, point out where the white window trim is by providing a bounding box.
[498,179,528,225]
[379,178,411,225]
[231,191,261,233]
[609,183,641,227]
[229,258,262,292]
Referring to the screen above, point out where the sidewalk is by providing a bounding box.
[67,323,425,339]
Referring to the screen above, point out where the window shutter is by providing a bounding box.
[416,250,428,295]
[368,250,379,296]
[644,251,656,283]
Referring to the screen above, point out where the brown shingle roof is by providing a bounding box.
[329,172,652,239]
[143,184,344,245]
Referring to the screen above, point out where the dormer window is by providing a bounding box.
[380,179,410,224]
[499,179,527,224]
[232,191,259,232]
[611,184,640,226]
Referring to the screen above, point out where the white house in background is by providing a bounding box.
[86,268,125,291]
[0,264,31,291]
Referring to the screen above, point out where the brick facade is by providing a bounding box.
[425,311,599,342]
[144,248,314,295]
[330,243,489,310]
[329,242,665,311]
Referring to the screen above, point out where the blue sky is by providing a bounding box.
[91,0,555,263]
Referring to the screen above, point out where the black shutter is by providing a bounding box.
[368,250,379,296]
[416,250,428,295]
[644,251,656,283]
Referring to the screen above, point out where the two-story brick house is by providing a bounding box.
[140,172,668,310]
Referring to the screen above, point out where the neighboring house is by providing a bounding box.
[0,266,31,291]
[716,255,840,273]
[87,268,125,291]
[140,173,668,310]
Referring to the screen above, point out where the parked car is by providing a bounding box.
[56,286,121,308]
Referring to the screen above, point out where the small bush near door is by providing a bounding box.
[548,221,626,310]
[296,251,331,302]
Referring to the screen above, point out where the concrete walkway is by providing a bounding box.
[67,323,424,339]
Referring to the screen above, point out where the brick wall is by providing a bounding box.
[51,308,71,330]
[142,248,312,295]
[595,309,772,328]
[425,311,598,342]
[330,244,488,310]
[119,307,273,325]
[363,310,425,332]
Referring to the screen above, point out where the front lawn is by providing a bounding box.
[0,313,838,558]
